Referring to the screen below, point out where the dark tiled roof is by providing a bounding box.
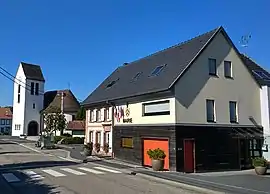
[21,62,45,82]
[83,27,221,105]
[0,107,12,119]
[67,120,85,130]
[240,54,270,86]
[42,89,80,113]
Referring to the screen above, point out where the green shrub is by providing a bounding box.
[252,157,267,167]
[61,137,84,144]
[103,143,109,153]
[147,148,166,160]
[53,136,64,144]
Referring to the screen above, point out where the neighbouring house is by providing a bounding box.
[0,107,12,134]
[65,120,85,137]
[12,62,45,137]
[41,89,81,136]
[82,26,263,173]
[240,54,270,161]
[83,105,113,154]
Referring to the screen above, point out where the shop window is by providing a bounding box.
[121,137,133,148]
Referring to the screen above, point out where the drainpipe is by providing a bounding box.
[107,101,115,158]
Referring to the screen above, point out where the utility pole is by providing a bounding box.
[57,91,66,113]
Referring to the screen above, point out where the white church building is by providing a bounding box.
[12,62,45,137]
[12,62,80,137]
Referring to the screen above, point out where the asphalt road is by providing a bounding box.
[0,137,200,194]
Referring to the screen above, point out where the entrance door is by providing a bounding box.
[184,139,195,173]
[27,121,38,136]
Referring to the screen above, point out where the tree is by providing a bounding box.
[76,106,86,120]
[43,106,67,136]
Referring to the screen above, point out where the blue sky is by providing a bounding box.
[0,0,269,106]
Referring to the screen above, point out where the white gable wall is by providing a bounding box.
[12,64,26,136]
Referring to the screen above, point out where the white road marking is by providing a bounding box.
[78,167,105,174]
[42,169,66,177]
[61,168,86,175]
[2,173,20,183]
[93,166,122,174]
[24,171,44,180]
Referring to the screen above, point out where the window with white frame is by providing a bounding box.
[6,119,10,125]
[208,58,217,75]
[97,109,101,121]
[229,101,238,123]
[206,99,215,122]
[89,131,93,142]
[143,100,170,116]
[15,124,21,130]
[1,119,5,125]
[96,131,101,144]
[90,110,95,122]
[104,132,110,144]
[224,61,232,78]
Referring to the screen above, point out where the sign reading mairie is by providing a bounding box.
[114,106,132,123]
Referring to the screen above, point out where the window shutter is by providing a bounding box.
[101,108,105,121]
[108,107,112,121]
[93,110,97,121]
[87,110,91,123]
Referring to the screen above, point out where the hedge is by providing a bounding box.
[53,136,84,144]
[60,137,84,144]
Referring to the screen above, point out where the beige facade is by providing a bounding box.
[174,31,261,125]
[85,107,113,154]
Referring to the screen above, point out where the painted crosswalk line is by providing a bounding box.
[24,170,44,180]
[2,173,20,183]
[93,167,122,174]
[60,168,86,175]
[78,167,105,174]
[42,169,66,177]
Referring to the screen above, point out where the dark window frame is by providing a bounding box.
[18,84,21,94]
[229,101,238,123]
[30,82,34,95]
[206,99,215,122]
[17,94,20,103]
[142,100,170,116]
[35,83,39,95]
[208,58,217,76]
[224,60,233,78]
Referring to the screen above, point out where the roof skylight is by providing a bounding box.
[131,72,142,82]
[149,64,166,77]
[252,70,270,80]
[106,78,119,88]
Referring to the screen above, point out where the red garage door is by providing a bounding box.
[143,139,169,170]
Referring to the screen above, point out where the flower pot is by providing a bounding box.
[84,148,92,156]
[151,159,164,171]
[254,166,267,175]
